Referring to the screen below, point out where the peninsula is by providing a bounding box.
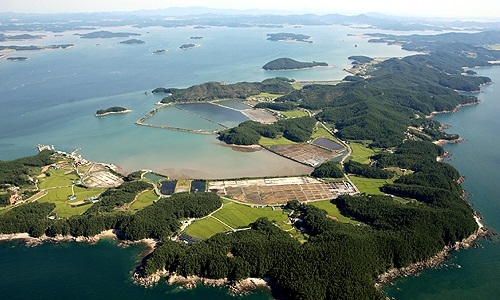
[95,106,130,116]
[262,57,328,70]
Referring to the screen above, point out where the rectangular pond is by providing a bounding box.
[313,138,344,151]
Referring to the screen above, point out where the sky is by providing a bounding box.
[1,0,499,20]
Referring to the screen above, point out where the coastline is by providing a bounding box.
[376,214,490,290]
[95,109,132,117]
[0,229,157,253]
[133,269,271,296]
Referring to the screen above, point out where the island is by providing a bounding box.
[266,32,312,43]
[180,43,200,50]
[76,30,141,39]
[348,55,374,64]
[0,33,44,42]
[0,44,74,51]
[262,57,328,70]
[95,106,131,116]
[119,39,145,44]
[6,57,29,61]
[190,36,203,39]
[152,49,166,54]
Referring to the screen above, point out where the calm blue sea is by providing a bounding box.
[1,24,497,299]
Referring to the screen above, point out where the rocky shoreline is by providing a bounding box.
[0,229,157,252]
[133,269,270,295]
[376,214,492,290]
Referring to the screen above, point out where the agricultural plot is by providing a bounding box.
[270,144,341,166]
[259,136,297,147]
[129,190,158,212]
[208,177,356,205]
[281,110,309,118]
[349,142,378,164]
[349,175,394,195]
[184,201,290,239]
[38,186,103,217]
[38,168,77,189]
[213,202,288,229]
[310,200,360,224]
[183,216,231,239]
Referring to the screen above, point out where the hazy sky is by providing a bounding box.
[2,0,499,19]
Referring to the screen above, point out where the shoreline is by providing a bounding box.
[376,214,491,290]
[426,100,480,119]
[0,230,157,252]
[133,270,271,296]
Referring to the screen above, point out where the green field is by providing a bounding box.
[38,186,104,217]
[487,44,500,50]
[281,110,309,118]
[213,202,288,229]
[310,200,360,224]
[251,92,283,100]
[129,190,158,212]
[349,175,394,195]
[38,168,78,189]
[311,125,335,139]
[184,201,290,239]
[349,142,378,164]
[183,216,232,239]
[259,136,297,147]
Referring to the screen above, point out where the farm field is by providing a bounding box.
[349,175,394,195]
[38,186,103,217]
[259,136,297,147]
[281,110,309,118]
[184,201,290,239]
[310,200,360,224]
[129,190,158,212]
[38,168,78,189]
[349,142,379,164]
[183,216,232,239]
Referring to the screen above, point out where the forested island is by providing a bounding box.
[6,57,28,61]
[0,33,43,42]
[152,49,166,54]
[266,32,312,43]
[76,30,141,39]
[95,106,130,116]
[262,58,328,70]
[180,43,199,49]
[119,39,145,44]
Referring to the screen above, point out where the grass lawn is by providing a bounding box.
[213,202,288,229]
[281,110,309,118]
[252,92,283,100]
[184,216,232,239]
[129,190,158,212]
[38,186,103,217]
[310,200,360,224]
[349,142,378,164]
[38,168,78,189]
[311,126,335,139]
[259,136,297,147]
[349,175,394,195]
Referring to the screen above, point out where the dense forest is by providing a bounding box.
[0,150,54,187]
[262,57,328,70]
